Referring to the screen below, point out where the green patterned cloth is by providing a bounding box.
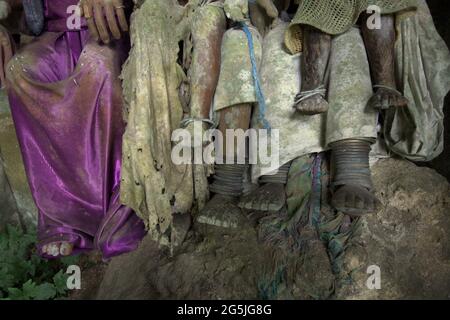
[258,153,362,299]
[286,0,417,54]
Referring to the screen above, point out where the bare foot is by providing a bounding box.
[238,183,286,212]
[293,94,329,115]
[369,87,408,110]
[42,242,74,257]
[331,184,381,217]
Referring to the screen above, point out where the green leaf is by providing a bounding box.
[33,283,57,300]
[53,270,68,295]
[0,271,16,289]
[21,280,38,299]
[0,224,72,300]
[7,287,26,300]
[60,255,79,267]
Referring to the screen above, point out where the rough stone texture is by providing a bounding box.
[335,159,450,299]
[96,223,266,299]
[96,220,335,300]
[96,159,450,300]
[0,90,37,229]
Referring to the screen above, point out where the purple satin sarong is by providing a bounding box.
[6,0,146,259]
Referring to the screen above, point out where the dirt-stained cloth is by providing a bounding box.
[250,22,377,180]
[120,0,224,243]
[213,24,263,112]
[385,0,450,161]
[252,0,450,179]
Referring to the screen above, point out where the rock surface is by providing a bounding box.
[335,159,450,299]
[95,159,450,300]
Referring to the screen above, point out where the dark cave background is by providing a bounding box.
[426,0,450,181]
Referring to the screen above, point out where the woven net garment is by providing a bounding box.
[285,0,417,54]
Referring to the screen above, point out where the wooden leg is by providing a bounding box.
[361,13,408,109]
[197,104,252,228]
[217,103,252,160]
[330,139,381,216]
[293,26,331,115]
[302,26,331,91]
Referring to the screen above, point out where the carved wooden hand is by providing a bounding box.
[79,0,129,44]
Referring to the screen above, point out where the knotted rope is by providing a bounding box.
[293,85,327,106]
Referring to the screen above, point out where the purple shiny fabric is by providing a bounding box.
[6,0,146,259]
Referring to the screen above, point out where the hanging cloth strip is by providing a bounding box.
[239,21,271,130]
[309,153,323,228]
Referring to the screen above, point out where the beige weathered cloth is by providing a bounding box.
[0,1,11,20]
[251,22,377,180]
[223,0,249,22]
[251,21,324,179]
[325,25,378,145]
[120,0,222,243]
[385,0,450,161]
[258,0,450,176]
[213,25,262,112]
[121,0,449,237]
